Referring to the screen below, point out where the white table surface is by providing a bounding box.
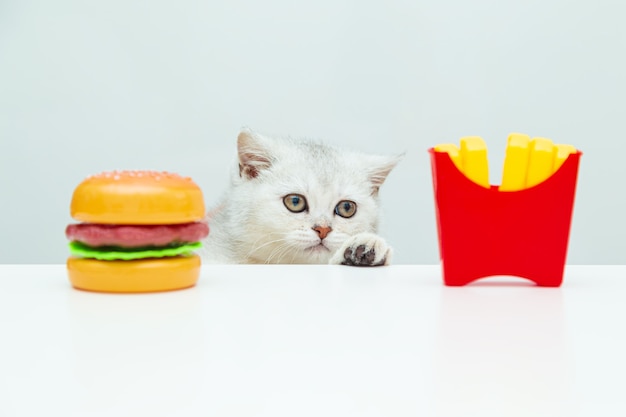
[1,265,625,417]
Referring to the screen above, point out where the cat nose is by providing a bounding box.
[313,225,332,240]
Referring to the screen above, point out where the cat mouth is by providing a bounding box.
[306,243,330,252]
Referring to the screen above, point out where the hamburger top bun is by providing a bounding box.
[70,170,206,225]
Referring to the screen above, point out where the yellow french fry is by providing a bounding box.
[553,144,577,173]
[434,143,463,172]
[500,133,531,191]
[526,137,556,188]
[460,136,490,188]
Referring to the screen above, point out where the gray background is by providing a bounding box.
[1,0,624,265]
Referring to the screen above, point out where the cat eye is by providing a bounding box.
[283,194,308,213]
[335,200,357,218]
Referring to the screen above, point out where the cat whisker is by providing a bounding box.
[243,234,288,259]
[265,242,293,264]
[275,242,300,264]
[244,231,283,249]
[289,246,304,264]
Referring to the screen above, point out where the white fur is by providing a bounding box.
[201,129,401,265]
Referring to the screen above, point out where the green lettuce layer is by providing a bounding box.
[68,241,202,261]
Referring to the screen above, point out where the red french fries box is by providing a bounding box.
[429,147,582,287]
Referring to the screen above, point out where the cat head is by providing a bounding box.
[228,128,402,264]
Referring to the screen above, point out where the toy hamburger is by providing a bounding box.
[65,170,209,293]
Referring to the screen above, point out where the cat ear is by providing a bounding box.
[237,128,273,179]
[366,153,405,195]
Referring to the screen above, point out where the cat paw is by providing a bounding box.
[330,233,392,267]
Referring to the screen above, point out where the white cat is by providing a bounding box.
[201,129,402,266]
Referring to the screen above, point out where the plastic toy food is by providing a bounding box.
[65,170,209,293]
[499,133,531,191]
[430,134,581,287]
[434,136,490,188]
[500,134,577,191]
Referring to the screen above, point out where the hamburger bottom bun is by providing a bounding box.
[67,255,201,293]
[70,171,206,225]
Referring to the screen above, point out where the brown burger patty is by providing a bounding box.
[66,222,209,248]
